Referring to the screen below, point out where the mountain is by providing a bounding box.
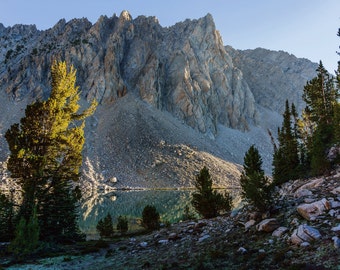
[0,11,318,189]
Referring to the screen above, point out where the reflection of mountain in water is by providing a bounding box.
[78,189,196,238]
[79,189,242,239]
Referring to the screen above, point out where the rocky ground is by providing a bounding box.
[3,168,339,270]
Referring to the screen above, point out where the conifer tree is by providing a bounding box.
[272,100,300,185]
[240,145,272,212]
[301,61,339,175]
[0,191,15,241]
[96,213,114,238]
[5,60,97,242]
[191,166,233,218]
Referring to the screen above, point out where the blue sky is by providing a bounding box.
[1,0,339,73]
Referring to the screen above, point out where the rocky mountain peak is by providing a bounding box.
[0,13,318,187]
[119,10,133,22]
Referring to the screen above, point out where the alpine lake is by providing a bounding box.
[78,188,241,240]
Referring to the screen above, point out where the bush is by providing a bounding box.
[116,215,128,234]
[191,166,233,218]
[96,213,114,238]
[142,205,160,230]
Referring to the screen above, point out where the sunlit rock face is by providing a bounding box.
[0,12,258,134]
[0,11,317,188]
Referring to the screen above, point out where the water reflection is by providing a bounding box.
[78,189,240,239]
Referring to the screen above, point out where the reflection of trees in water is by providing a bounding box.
[78,189,240,236]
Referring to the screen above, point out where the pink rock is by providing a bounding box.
[290,224,321,245]
[256,218,280,233]
[297,198,331,220]
[272,227,288,238]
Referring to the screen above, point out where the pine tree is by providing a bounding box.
[191,166,233,218]
[96,213,114,238]
[142,205,160,230]
[272,100,301,185]
[10,206,39,256]
[5,60,97,242]
[240,145,272,212]
[0,191,15,241]
[302,62,339,175]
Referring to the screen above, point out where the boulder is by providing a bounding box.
[256,218,280,233]
[297,198,331,220]
[290,224,321,245]
[295,178,324,193]
[294,189,313,198]
[272,226,288,238]
[244,219,256,231]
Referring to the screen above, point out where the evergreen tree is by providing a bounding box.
[142,205,160,230]
[5,60,97,242]
[301,62,339,175]
[240,145,272,212]
[117,215,128,234]
[273,100,301,185]
[191,166,233,218]
[10,206,39,256]
[0,191,15,241]
[96,213,114,238]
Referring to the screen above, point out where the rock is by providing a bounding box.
[331,186,340,195]
[139,242,148,247]
[237,247,247,254]
[168,232,180,241]
[256,218,280,233]
[295,177,324,193]
[272,227,288,238]
[198,234,210,242]
[297,198,331,220]
[0,10,318,190]
[294,189,313,198]
[244,219,256,230]
[332,236,340,248]
[158,239,169,244]
[290,224,321,245]
[300,242,310,247]
[327,145,340,161]
[331,201,340,208]
[331,224,340,232]
[248,212,262,221]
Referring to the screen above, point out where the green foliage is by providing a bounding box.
[116,215,128,234]
[182,205,196,221]
[300,62,339,175]
[191,166,233,218]
[240,145,272,212]
[142,205,160,230]
[0,191,15,241]
[10,207,39,256]
[273,100,301,185]
[5,60,97,242]
[96,213,114,238]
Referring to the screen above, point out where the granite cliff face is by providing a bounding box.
[226,46,318,113]
[0,12,256,134]
[0,11,318,188]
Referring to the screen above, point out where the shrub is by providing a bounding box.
[96,213,114,238]
[142,205,160,230]
[116,215,128,234]
[191,166,233,218]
